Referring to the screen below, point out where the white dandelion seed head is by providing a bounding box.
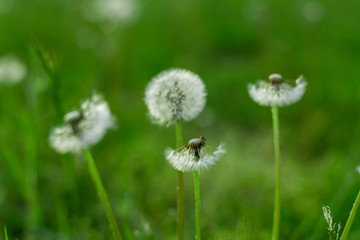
[248,74,307,107]
[165,144,225,172]
[49,93,116,154]
[0,55,26,85]
[78,93,116,146]
[145,69,207,126]
[356,166,360,174]
[49,125,84,154]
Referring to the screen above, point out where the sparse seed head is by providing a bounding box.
[165,143,225,172]
[145,69,206,126]
[248,74,307,107]
[49,93,116,154]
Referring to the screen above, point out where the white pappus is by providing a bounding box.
[49,93,116,154]
[248,73,307,107]
[165,135,226,172]
[145,68,206,126]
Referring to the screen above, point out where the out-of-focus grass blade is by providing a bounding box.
[4,225,8,240]
[29,39,63,121]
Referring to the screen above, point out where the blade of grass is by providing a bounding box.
[340,190,360,240]
[4,225,8,240]
[82,147,123,240]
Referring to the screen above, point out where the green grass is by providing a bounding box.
[1,0,360,239]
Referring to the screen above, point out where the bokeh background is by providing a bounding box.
[1,0,360,239]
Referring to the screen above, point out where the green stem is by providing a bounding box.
[194,171,201,240]
[82,148,122,240]
[340,190,360,240]
[175,121,184,240]
[4,225,8,240]
[271,106,281,240]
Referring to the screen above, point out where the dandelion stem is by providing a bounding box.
[82,148,122,240]
[175,121,184,240]
[340,190,360,240]
[271,106,281,240]
[194,171,201,240]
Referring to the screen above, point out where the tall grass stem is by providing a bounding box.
[340,190,360,240]
[82,148,122,240]
[175,121,184,240]
[271,106,281,240]
[194,171,201,240]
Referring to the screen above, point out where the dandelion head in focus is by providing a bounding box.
[322,206,341,240]
[49,93,116,154]
[248,73,307,107]
[165,135,225,172]
[0,55,26,85]
[145,69,206,126]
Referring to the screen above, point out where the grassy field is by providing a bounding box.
[1,0,360,239]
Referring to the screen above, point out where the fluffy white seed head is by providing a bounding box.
[248,74,307,107]
[0,55,26,85]
[145,69,207,126]
[165,144,225,172]
[49,93,116,154]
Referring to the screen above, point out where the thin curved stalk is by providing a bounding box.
[82,148,122,240]
[340,190,360,240]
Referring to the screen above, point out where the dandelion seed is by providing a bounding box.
[165,136,225,172]
[248,73,307,107]
[0,55,26,85]
[322,206,341,240]
[145,69,206,126]
[49,93,116,154]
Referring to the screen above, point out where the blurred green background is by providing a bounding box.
[1,0,360,239]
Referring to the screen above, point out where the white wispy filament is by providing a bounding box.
[49,93,116,154]
[248,74,307,107]
[165,144,225,172]
[145,68,206,126]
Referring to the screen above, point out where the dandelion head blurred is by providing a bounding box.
[83,0,140,31]
[248,74,307,107]
[145,69,207,126]
[49,93,116,154]
[0,55,26,85]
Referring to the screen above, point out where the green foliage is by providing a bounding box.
[1,0,360,239]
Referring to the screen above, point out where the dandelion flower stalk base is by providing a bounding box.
[271,106,281,240]
[194,171,201,240]
[175,121,184,240]
[340,190,360,240]
[82,148,122,240]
